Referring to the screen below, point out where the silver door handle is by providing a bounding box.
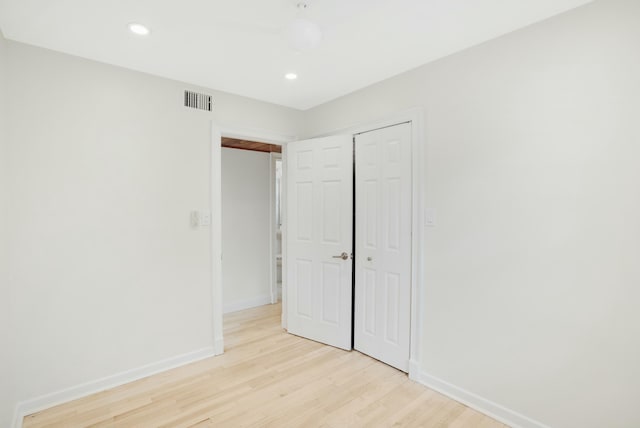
[332,252,349,260]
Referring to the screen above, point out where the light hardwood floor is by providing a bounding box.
[24,304,507,427]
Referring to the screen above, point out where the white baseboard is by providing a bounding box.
[416,371,551,428]
[223,294,272,314]
[12,346,216,428]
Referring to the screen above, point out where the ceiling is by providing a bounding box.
[0,0,593,110]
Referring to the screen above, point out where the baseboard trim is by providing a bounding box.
[416,371,551,428]
[223,295,272,314]
[12,346,216,428]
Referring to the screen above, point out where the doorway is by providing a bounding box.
[220,137,283,315]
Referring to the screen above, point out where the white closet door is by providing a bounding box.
[354,123,412,371]
[285,135,353,350]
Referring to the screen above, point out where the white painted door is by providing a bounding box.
[354,123,412,372]
[285,135,353,350]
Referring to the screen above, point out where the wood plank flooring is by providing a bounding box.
[24,304,507,427]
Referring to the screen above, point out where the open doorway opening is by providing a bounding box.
[221,137,283,316]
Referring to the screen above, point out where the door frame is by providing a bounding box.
[210,123,296,355]
[310,107,425,380]
[269,151,283,305]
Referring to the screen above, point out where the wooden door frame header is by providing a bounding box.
[221,137,282,153]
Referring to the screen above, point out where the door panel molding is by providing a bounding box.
[285,135,354,350]
[354,122,412,372]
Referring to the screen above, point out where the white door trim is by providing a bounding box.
[270,152,283,305]
[210,122,296,355]
[310,107,426,380]
[281,144,289,331]
[211,124,223,355]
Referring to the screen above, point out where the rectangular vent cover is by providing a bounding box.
[184,90,213,112]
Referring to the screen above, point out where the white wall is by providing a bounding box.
[3,40,301,425]
[221,148,271,313]
[0,27,14,428]
[303,1,640,427]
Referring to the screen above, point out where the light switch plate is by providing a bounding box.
[191,211,201,227]
[191,210,211,227]
[425,208,437,227]
[201,211,211,226]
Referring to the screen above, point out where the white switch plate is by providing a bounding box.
[191,211,201,227]
[425,208,437,227]
[201,211,211,226]
[191,210,211,227]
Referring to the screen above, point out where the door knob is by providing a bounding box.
[332,252,349,260]
[367,256,373,261]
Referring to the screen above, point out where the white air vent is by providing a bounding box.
[184,90,213,112]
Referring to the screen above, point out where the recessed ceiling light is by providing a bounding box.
[285,73,298,80]
[128,23,150,36]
